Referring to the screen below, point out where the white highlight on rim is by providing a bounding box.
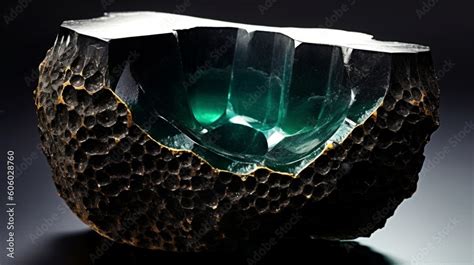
[62,12,429,54]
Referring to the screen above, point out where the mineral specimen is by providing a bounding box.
[34,12,439,251]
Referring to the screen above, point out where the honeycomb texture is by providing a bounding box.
[34,32,439,251]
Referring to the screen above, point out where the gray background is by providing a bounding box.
[0,0,472,264]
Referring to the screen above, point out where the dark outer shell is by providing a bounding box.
[34,33,439,251]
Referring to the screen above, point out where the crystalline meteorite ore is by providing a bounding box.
[34,12,439,251]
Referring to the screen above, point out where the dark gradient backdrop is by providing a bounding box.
[0,0,472,264]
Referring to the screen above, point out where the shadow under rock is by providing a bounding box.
[26,230,396,265]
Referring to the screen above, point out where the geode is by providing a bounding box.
[34,12,440,251]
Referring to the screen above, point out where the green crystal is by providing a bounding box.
[111,27,390,174]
